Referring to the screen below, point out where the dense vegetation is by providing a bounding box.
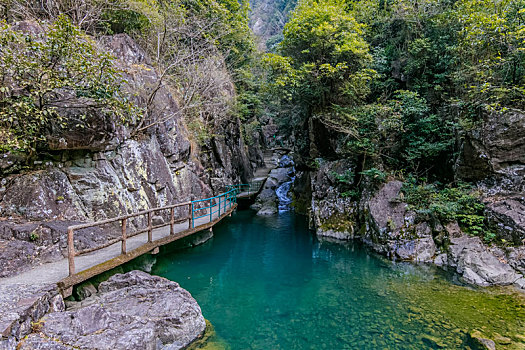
[0,0,260,152]
[267,0,524,174]
[264,0,524,241]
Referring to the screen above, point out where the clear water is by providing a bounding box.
[151,211,525,349]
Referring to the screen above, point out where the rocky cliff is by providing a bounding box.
[0,29,261,277]
[293,109,525,290]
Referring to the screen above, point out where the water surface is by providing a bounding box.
[152,211,525,349]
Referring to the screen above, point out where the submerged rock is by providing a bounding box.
[467,330,496,350]
[16,271,205,350]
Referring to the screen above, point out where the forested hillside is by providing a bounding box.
[265,0,525,246]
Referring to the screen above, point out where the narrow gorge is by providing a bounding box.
[0,0,524,349]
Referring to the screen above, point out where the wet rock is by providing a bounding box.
[253,161,293,216]
[18,271,205,350]
[278,155,294,168]
[467,330,496,350]
[421,334,446,348]
[448,235,522,286]
[257,204,279,216]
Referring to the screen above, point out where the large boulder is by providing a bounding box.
[447,235,522,286]
[16,271,206,350]
[362,180,437,262]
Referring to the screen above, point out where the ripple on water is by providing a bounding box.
[152,211,525,349]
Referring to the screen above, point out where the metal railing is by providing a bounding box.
[66,180,264,276]
[190,189,237,228]
[225,180,263,197]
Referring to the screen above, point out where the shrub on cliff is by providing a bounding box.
[0,15,138,156]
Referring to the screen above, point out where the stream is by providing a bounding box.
[151,210,525,349]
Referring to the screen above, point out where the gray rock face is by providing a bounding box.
[16,271,205,350]
[456,109,525,184]
[362,181,436,262]
[0,283,64,345]
[484,196,525,244]
[447,235,521,286]
[0,220,117,278]
[310,160,357,240]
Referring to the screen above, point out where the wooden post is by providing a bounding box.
[147,211,152,243]
[218,195,221,216]
[67,228,75,276]
[188,203,193,229]
[170,207,175,235]
[121,218,127,255]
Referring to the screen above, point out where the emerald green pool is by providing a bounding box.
[151,211,525,349]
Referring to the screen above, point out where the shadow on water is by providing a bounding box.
[151,210,525,349]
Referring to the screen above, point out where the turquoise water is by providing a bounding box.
[151,211,525,349]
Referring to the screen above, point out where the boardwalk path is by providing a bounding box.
[0,149,280,291]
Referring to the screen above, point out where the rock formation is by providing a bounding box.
[0,29,262,278]
[3,271,205,350]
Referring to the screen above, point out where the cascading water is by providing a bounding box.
[276,155,295,212]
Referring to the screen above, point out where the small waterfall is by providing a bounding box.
[276,179,294,211]
[276,155,295,212]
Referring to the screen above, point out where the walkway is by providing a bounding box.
[0,207,232,290]
[0,149,284,294]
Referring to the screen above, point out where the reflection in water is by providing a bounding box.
[152,211,525,349]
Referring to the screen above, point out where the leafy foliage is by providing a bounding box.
[0,16,136,154]
[266,0,375,115]
[402,179,495,242]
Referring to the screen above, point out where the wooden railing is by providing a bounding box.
[66,181,264,277]
[67,201,192,276]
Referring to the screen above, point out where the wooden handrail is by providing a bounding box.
[68,201,191,231]
[67,181,264,277]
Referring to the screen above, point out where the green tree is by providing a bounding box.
[453,0,525,110]
[0,15,136,155]
[278,0,375,112]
